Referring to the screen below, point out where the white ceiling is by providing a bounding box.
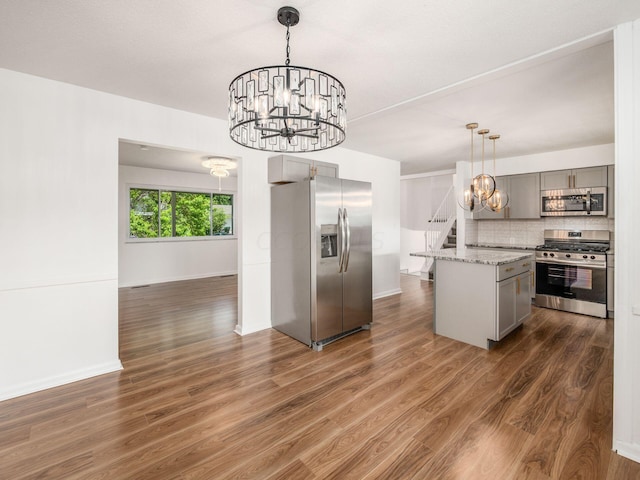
[1,0,639,174]
[118,142,238,176]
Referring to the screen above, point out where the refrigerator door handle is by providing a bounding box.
[338,208,345,272]
[344,208,351,272]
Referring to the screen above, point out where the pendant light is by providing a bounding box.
[228,6,346,152]
[473,129,496,202]
[485,135,509,212]
[458,123,487,212]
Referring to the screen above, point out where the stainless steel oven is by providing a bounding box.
[535,230,609,318]
[540,187,607,216]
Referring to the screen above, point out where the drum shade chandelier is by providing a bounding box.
[228,6,346,152]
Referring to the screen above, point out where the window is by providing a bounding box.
[129,188,234,239]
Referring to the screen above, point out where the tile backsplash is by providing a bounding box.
[465,217,614,247]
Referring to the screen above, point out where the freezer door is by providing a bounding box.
[341,179,373,330]
[313,176,344,341]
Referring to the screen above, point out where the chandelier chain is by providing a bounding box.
[285,20,291,66]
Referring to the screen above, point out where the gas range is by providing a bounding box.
[535,230,610,267]
[535,248,606,267]
[535,229,610,318]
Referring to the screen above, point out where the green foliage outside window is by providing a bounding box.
[129,189,159,238]
[129,188,233,238]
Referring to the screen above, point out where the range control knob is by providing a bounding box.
[543,252,548,257]
[565,254,571,258]
[550,253,555,258]
[583,255,588,259]
[590,255,596,260]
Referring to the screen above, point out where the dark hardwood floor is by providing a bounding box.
[1,274,639,479]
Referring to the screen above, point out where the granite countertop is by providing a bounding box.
[466,243,538,251]
[410,248,533,266]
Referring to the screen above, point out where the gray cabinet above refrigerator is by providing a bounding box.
[268,155,339,184]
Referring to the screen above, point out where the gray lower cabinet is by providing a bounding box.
[540,166,608,189]
[473,173,540,220]
[497,270,531,340]
[472,248,535,300]
[434,257,532,349]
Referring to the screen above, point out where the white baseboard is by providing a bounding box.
[613,440,640,464]
[234,323,271,336]
[0,360,123,402]
[119,270,238,288]
[373,288,403,300]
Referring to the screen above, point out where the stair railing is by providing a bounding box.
[420,185,456,280]
[425,184,456,251]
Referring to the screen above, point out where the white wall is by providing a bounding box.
[0,67,401,400]
[401,173,454,230]
[399,172,454,272]
[302,148,402,299]
[613,19,640,464]
[118,165,238,287]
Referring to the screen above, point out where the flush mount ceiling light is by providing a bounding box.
[228,6,346,152]
[202,157,237,192]
[202,157,237,177]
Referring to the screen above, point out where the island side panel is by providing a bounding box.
[434,259,496,349]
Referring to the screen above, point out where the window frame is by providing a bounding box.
[126,184,236,243]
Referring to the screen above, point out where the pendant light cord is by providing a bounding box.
[481,132,485,175]
[492,137,496,175]
[470,126,474,178]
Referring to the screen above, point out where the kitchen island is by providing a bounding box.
[412,249,533,349]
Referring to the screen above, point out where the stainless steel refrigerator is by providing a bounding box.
[271,176,372,350]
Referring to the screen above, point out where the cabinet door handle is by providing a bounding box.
[522,262,530,267]
[505,267,514,272]
[568,174,571,188]
[517,277,520,295]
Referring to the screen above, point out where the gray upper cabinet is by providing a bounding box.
[473,173,540,220]
[540,166,608,189]
[508,173,541,219]
[608,164,615,218]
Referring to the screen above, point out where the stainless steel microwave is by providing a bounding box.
[540,187,607,216]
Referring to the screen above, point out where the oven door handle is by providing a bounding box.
[586,190,591,215]
[536,257,606,269]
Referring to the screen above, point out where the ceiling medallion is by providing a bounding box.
[228,6,346,152]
